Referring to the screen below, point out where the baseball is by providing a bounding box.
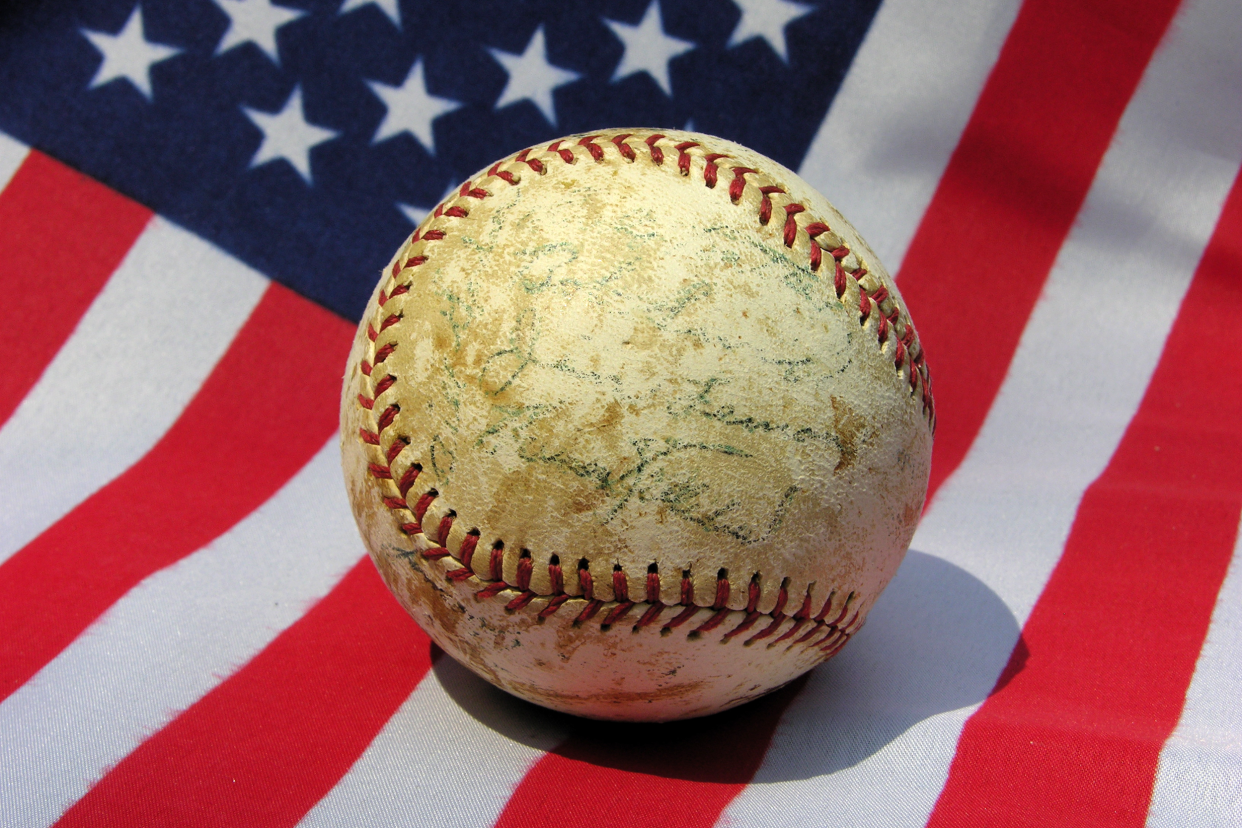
[340,129,933,722]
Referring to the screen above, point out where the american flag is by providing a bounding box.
[1,0,1239,825]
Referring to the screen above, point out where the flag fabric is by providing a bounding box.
[1,0,1240,825]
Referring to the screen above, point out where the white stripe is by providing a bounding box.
[0,441,362,828]
[722,1,1242,825]
[0,131,28,191]
[299,656,567,828]
[0,216,267,565]
[796,0,1021,271]
[1146,518,1242,827]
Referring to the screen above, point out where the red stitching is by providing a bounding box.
[548,557,564,593]
[804,222,830,271]
[757,186,785,225]
[792,621,825,645]
[397,463,420,497]
[488,541,505,580]
[674,141,699,176]
[703,153,729,188]
[376,404,398,432]
[383,282,410,305]
[458,531,480,569]
[515,551,533,590]
[722,611,761,641]
[602,601,635,626]
[813,590,838,622]
[412,490,437,523]
[506,590,537,611]
[435,512,455,545]
[612,133,636,161]
[547,140,575,164]
[386,437,407,464]
[539,593,569,618]
[646,134,665,165]
[662,604,701,631]
[579,561,594,601]
[354,130,932,647]
[782,203,806,248]
[372,374,396,397]
[729,167,756,202]
[575,600,603,625]
[476,582,509,600]
[513,148,545,174]
[578,135,604,162]
[744,581,789,645]
[487,161,518,185]
[769,590,814,645]
[602,570,636,625]
[373,342,396,364]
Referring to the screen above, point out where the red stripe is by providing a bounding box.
[897,0,1181,502]
[490,2,1182,825]
[0,282,351,701]
[926,168,1242,826]
[54,557,433,828]
[0,150,152,427]
[493,679,807,828]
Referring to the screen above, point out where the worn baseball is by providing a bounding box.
[341,129,934,722]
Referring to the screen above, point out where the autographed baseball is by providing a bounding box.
[341,129,933,721]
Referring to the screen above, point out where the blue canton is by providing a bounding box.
[0,0,881,320]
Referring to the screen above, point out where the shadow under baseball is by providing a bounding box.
[430,549,1021,784]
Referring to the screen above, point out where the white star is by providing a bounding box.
[727,0,814,63]
[242,86,339,184]
[604,0,695,98]
[81,4,181,101]
[339,0,400,28]
[214,0,305,66]
[397,203,428,226]
[489,26,581,127]
[368,58,461,153]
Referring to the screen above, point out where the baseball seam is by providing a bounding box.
[355,131,929,648]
